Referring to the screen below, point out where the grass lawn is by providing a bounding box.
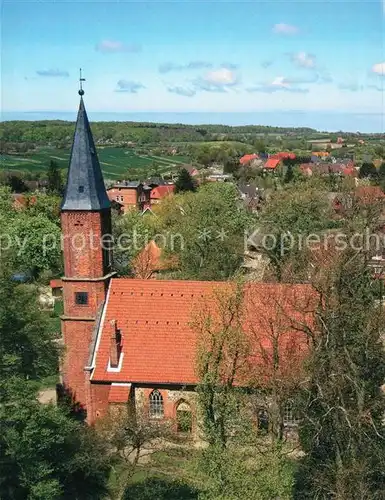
[116,448,201,500]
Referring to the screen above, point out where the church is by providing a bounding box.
[60,89,312,429]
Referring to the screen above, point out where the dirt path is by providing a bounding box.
[38,388,57,405]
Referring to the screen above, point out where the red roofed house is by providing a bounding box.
[181,165,199,177]
[59,91,314,430]
[150,184,175,205]
[263,152,296,171]
[273,152,296,160]
[239,153,259,166]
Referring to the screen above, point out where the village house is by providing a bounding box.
[180,164,199,178]
[107,181,151,213]
[239,153,262,169]
[59,91,314,433]
[237,183,265,212]
[300,161,357,179]
[150,184,175,205]
[261,152,296,172]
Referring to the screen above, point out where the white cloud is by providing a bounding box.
[246,76,309,94]
[271,76,290,88]
[159,61,213,73]
[115,80,145,93]
[291,51,316,68]
[204,68,238,85]
[190,67,240,93]
[167,86,196,97]
[95,40,141,53]
[372,62,385,76]
[272,23,299,35]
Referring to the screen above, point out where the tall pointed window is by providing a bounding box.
[149,390,164,418]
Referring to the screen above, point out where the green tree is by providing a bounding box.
[377,162,385,190]
[174,168,196,193]
[162,183,253,280]
[47,160,63,195]
[193,282,296,500]
[253,139,267,154]
[255,181,337,282]
[194,282,248,449]
[294,245,385,499]
[0,261,58,397]
[98,404,174,500]
[359,162,377,179]
[112,209,155,276]
[9,214,62,278]
[5,174,29,193]
[0,258,111,500]
[25,194,61,224]
[283,164,294,184]
[1,396,111,500]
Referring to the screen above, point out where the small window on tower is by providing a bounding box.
[78,186,84,193]
[75,292,88,305]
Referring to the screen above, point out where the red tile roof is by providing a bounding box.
[264,158,281,169]
[91,279,313,386]
[132,241,178,278]
[272,152,296,160]
[240,154,259,165]
[49,279,63,289]
[300,163,357,177]
[150,185,175,200]
[342,165,357,177]
[108,384,132,403]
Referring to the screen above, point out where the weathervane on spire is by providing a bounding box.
[78,68,85,96]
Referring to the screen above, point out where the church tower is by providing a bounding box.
[60,78,113,418]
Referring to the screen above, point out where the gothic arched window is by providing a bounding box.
[149,390,164,418]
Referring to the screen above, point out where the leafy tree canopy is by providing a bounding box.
[174,168,196,193]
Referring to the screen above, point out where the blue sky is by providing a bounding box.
[1,0,384,118]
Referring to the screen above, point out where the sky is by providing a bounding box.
[1,0,384,129]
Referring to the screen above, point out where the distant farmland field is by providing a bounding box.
[0,147,190,179]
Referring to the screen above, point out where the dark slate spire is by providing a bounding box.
[61,80,110,211]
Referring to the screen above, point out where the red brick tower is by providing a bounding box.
[60,82,113,420]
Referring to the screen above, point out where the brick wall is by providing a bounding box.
[107,188,138,213]
[61,319,94,410]
[62,280,107,318]
[61,208,112,422]
[61,210,112,278]
[90,383,111,420]
[134,386,199,435]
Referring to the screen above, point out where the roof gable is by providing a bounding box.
[150,185,175,199]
